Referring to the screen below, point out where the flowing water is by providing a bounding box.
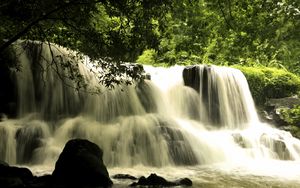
[1,41,300,187]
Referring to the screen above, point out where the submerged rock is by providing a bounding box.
[52,139,113,187]
[232,133,248,148]
[112,174,137,180]
[176,178,193,186]
[16,124,47,164]
[130,173,192,187]
[136,81,158,113]
[260,134,292,160]
[160,126,199,165]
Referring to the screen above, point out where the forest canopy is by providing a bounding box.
[0,0,174,60]
[138,0,300,74]
[1,0,300,79]
[0,0,175,86]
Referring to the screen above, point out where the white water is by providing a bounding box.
[1,42,300,187]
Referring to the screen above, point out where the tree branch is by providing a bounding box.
[0,0,101,53]
[217,0,234,30]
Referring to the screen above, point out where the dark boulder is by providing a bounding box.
[52,139,113,187]
[130,173,192,187]
[29,175,53,188]
[0,160,9,166]
[176,178,193,186]
[0,163,33,182]
[183,65,221,126]
[183,65,201,93]
[0,177,24,188]
[0,160,34,188]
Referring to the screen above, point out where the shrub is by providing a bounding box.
[233,65,300,105]
[136,49,157,65]
[280,105,300,126]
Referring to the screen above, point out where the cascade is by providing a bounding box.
[1,41,300,184]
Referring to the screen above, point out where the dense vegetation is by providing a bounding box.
[234,66,300,104]
[0,0,175,60]
[1,0,300,93]
[278,105,300,138]
[135,0,300,107]
[0,0,174,86]
[137,0,300,73]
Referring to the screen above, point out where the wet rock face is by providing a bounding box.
[136,81,158,113]
[183,65,221,126]
[52,139,113,187]
[16,125,45,164]
[183,65,201,93]
[0,62,17,118]
[160,126,199,165]
[260,134,292,160]
[266,97,300,109]
[232,133,248,148]
[262,97,300,126]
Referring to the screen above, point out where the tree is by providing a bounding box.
[139,0,300,75]
[0,0,173,87]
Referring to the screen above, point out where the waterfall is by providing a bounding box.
[1,41,300,170]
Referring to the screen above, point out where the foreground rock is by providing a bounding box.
[130,173,192,187]
[1,139,194,187]
[0,160,34,188]
[52,139,113,187]
[0,139,113,188]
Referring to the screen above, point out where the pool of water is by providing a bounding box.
[29,160,300,188]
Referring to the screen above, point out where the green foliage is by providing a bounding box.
[1,0,300,88]
[136,49,157,65]
[0,0,174,60]
[280,105,300,139]
[0,0,174,87]
[234,66,300,105]
[135,0,300,76]
[287,126,300,139]
[280,105,300,126]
